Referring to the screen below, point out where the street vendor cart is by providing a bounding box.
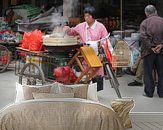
[15,41,122,98]
[15,42,81,85]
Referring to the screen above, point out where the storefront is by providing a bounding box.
[1,0,162,31]
[0,0,161,64]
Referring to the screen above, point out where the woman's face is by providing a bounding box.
[84,13,94,24]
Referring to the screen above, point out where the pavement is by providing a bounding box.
[0,69,17,109]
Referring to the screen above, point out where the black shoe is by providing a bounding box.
[158,94,163,98]
[143,92,153,98]
[128,80,143,86]
[159,96,163,98]
[124,68,135,76]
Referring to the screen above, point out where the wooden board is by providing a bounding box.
[80,46,102,68]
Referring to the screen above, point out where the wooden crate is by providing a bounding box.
[112,40,131,67]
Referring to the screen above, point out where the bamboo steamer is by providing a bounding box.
[43,36,78,46]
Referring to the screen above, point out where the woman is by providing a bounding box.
[64,5,109,91]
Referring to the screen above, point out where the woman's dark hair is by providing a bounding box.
[84,6,96,18]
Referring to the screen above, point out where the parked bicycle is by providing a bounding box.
[0,42,19,73]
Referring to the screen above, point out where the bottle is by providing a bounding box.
[105,17,109,30]
[109,17,113,30]
[116,17,120,29]
[112,17,116,30]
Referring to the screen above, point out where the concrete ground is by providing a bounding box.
[99,74,163,113]
[0,69,17,109]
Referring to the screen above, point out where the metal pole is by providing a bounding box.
[120,0,123,38]
[120,0,123,30]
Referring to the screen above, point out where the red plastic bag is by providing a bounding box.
[2,53,9,65]
[21,32,31,49]
[53,66,77,84]
[105,39,112,65]
[21,30,44,51]
[18,52,26,57]
[29,30,44,51]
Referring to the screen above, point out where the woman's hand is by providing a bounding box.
[63,26,70,33]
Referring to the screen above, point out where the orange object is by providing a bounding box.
[105,39,112,65]
[2,53,8,65]
[21,30,44,51]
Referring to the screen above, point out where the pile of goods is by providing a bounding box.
[0,29,23,43]
[0,17,22,43]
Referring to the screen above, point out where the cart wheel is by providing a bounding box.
[0,45,10,73]
[19,63,45,85]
